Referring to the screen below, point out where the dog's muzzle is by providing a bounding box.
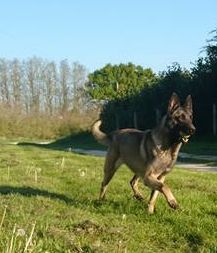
[179,132,191,144]
[179,126,195,144]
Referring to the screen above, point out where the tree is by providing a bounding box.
[71,62,88,111]
[59,60,71,112]
[10,59,22,108]
[87,63,156,100]
[25,57,44,113]
[0,59,10,104]
[43,61,57,115]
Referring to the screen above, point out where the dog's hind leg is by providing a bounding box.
[148,175,165,214]
[99,148,121,200]
[130,175,144,200]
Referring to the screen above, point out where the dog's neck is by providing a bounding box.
[151,115,182,151]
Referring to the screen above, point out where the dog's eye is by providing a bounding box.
[179,114,186,121]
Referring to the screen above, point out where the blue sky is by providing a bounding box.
[0,0,217,73]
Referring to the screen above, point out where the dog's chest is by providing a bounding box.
[153,146,180,174]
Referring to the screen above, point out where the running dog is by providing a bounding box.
[92,93,195,213]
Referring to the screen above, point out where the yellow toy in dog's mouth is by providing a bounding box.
[179,131,191,144]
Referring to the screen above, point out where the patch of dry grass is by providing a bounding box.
[0,105,98,139]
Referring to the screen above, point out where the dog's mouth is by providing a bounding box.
[179,131,191,144]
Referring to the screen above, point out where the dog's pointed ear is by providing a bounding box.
[168,93,180,113]
[184,95,192,113]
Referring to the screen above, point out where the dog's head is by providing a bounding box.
[166,93,195,144]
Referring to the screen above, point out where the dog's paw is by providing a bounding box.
[99,195,106,201]
[168,199,179,209]
[148,205,155,214]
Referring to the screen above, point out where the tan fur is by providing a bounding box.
[91,120,111,146]
[92,94,195,213]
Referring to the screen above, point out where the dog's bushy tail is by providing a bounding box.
[92,120,111,146]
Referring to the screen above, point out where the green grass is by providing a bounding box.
[0,142,217,252]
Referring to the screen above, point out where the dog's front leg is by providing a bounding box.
[148,175,165,214]
[144,174,178,210]
[161,184,178,209]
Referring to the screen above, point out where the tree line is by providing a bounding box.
[0,57,88,115]
[0,58,97,139]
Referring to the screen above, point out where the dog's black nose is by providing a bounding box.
[189,126,196,135]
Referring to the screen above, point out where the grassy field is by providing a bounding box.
[0,141,217,252]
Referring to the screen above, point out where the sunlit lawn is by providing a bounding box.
[0,142,217,252]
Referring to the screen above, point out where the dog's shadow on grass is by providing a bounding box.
[17,131,104,152]
[0,185,147,215]
[0,185,74,205]
[185,233,204,253]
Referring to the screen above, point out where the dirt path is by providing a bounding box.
[71,148,217,173]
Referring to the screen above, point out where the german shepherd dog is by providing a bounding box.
[92,93,195,213]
